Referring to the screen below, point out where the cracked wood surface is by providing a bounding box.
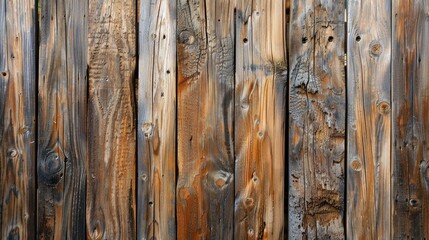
[176,0,235,238]
[87,0,136,239]
[0,0,36,239]
[235,0,287,239]
[37,0,87,239]
[137,0,176,239]
[288,0,346,238]
[392,0,429,238]
[347,0,392,239]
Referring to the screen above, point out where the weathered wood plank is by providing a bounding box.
[37,0,87,239]
[86,0,136,239]
[347,0,391,239]
[176,0,235,238]
[392,0,429,238]
[235,0,287,238]
[0,1,36,239]
[288,0,346,238]
[137,0,176,239]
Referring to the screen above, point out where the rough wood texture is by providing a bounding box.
[0,1,36,239]
[137,0,176,239]
[235,0,287,238]
[176,0,235,238]
[37,0,87,239]
[288,0,346,238]
[347,0,391,239]
[87,0,136,239]
[392,0,429,238]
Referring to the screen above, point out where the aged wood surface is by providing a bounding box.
[87,0,136,239]
[347,0,392,239]
[392,0,429,238]
[137,0,176,239]
[176,0,235,238]
[288,0,346,238]
[37,0,87,239]
[235,0,287,238]
[0,0,36,239]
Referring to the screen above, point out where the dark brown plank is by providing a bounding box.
[137,0,176,238]
[392,0,429,238]
[288,0,346,238]
[176,0,235,238]
[0,1,36,239]
[86,0,136,239]
[37,0,87,239]
[234,0,287,238]
[347,0,392,238]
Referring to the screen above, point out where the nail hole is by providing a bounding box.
[356,36,361,42]
[2,72,6,77]
[162,35,166,39]
[328,36,334,42]
[243,38,248,43]
[166,70,170,74]
[302,37,308,43]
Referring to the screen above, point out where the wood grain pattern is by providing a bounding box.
[288,0,346,238]
[0,1,36,239]
[234,0,287,238]
[392,0,429,238]
[37,0,87,239]
[176,0,235,238]
[86,0,136,239]
[137,0,176,239]
[347,0,392,239]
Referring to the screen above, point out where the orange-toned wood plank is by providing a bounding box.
[87,0,136,238]
[176,0,235,238]
[235,0,287,238]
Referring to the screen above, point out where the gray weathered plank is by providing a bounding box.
[0,0,36,239]
[86,0,136,238]
[347,0,392,239]
[392,0,429,238]
[288,0,346,238]
[137,0,176,238]
[176,0,235,238]
[37,0,87,239]
[235,0,287,238]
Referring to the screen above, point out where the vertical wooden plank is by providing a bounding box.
[137,0,176,239]
[86,0,136,238]
[288,0,346,239]
[37,0,87,239]
[392,0,429,238]
[176,0,235,238]
[0,0,36,239]
[234,0,286,238]
[347,0,391,239]
[288,0,346,238]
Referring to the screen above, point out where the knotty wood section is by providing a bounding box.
[235,0,287,238]
[37,0,87,239]
[288,0,345,238]
[176,0,235,238]
[392,0,429,238]
[87,0,136,239]
[347,0,391,239]
[137,0,176,239]
[0,1,36,239]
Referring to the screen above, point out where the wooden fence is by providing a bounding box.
[1,0,428,239]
